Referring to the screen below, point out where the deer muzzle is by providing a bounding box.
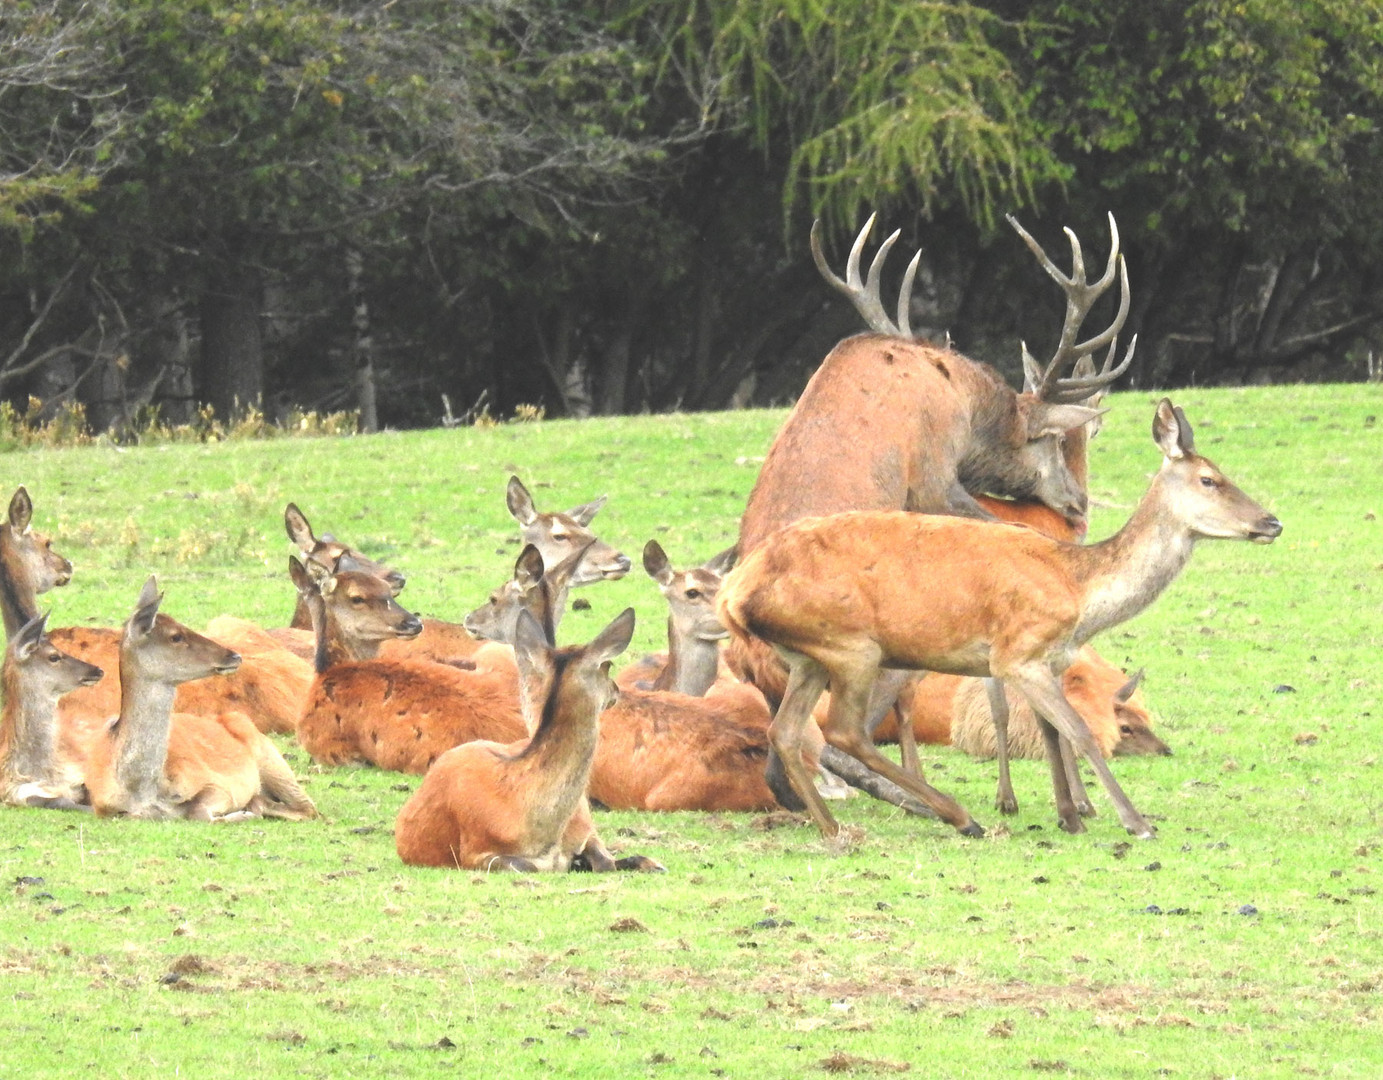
[397,615,424,639]
[1248,515,1283,544]
[213,652,243,676]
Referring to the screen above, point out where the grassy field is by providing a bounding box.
[1,384,1381,1079]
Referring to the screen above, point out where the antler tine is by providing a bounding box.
[811,214,924,337]
[896,249,922,339]
[1008,211,1133,400]
[1044,334,1139,404]
[1020,342,1043,393]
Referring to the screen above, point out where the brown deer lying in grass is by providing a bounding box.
[878,650,1168,759]
[467,542,823,813]
[396,608,661,871]
[719,400,1280,841]
[292,557,526,772]
[0,487,314,738]
[81,579,316,821]
[0,613,104,809]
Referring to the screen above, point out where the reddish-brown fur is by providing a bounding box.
[293,560,526,773]
[719,400,1280,840]
[396,609,660,872]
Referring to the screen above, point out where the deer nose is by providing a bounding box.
[215,652,242,675]
[385,570,407,594]
[609,554,632,577]
[399,615,424,638]
[1250,515,1283,543]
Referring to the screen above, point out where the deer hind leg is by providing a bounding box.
[1036,714,1083,834]
[866,669,917,777]
[986,678,1019,815]
[767,652,837,837]
[822,665,983,838]
[1059,736,1096,817]
[1005,665,1155,839]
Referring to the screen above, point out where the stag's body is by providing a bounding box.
[719,401,1279,840]
[0,615,103,809]
[81,580,316,821]
[396,609,656,871]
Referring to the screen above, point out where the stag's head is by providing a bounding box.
[1152,400,1282,544]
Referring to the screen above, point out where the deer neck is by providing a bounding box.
[1069,478,1197,643]
[111,655,177,807]
[288,595,313,631]
[516,655,601,833]
[1,664,58,785]
[652,616,720,696]
[314,604,377,673]
[0,543,39,639]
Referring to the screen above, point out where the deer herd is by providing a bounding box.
[0,213,1281,871]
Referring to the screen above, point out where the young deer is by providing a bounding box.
[719,400,1280,841]
[470,542,824,813]
[0,613,103,809]
[82,579,316,821]
[396,608,659,871]
[292,557,526,772]
[0,488,72,637]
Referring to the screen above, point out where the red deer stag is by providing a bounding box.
[719,400,1280,842]
[292,557,527,772]
[81,578,316,820]
[0,613,103,809]
[396,608,662,871]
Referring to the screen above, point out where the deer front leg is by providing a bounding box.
[986,678,1019,815]
[768,652,837,838]
[822,664,983,838]
[1006,665,1155,839]
[1059,736,1096,817]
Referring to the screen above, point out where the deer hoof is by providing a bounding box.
[614,855,666,873]
[958,820,986,839]
[824,825,866,854]
[1076,801,1097,818]
[1058,816,1087,835]
[1128,824,1157,839]
[995,797,1019,815]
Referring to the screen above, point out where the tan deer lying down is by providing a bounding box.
[0,487,312,739]
[396,608,662,871]
[0,613,104,809]
[719,400,1280,840]
[81,579,316,821]
[292,558,525,772]
[467,542,821,813]
[877,650,1169,759]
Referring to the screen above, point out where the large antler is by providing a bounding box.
[1007,212,1136,404]
[810,214,922,337]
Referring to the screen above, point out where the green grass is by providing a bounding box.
[2,384,1382,1079]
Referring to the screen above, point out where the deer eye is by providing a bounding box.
[350,595,365,605]
[47,652,61,664]
[170,632,184,644]
[1120,724,1133,735]
[1200,475,1217,488]
[686,588,701,600]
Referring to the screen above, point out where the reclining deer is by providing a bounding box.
[719,399,1280,842]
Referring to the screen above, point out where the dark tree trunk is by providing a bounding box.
[198,267,264,421]
[346,250,378,433]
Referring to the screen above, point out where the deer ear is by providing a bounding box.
[1030,403,1105,438]
[1172,405,1196,454]
[8,486,32,532]
[702,545,738,578]
[587,607,635,664]
[506,476,537,526]
[567,494,607,527]
[1115,668,1146,703]
[288,555,312,592]
[642,540,674,586]
[11,611,47,660]
[1152,399,1189,459]
[284,504,315,551]
[512,608,550,660]
[514,544,545,587]
[130,576,162,636]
